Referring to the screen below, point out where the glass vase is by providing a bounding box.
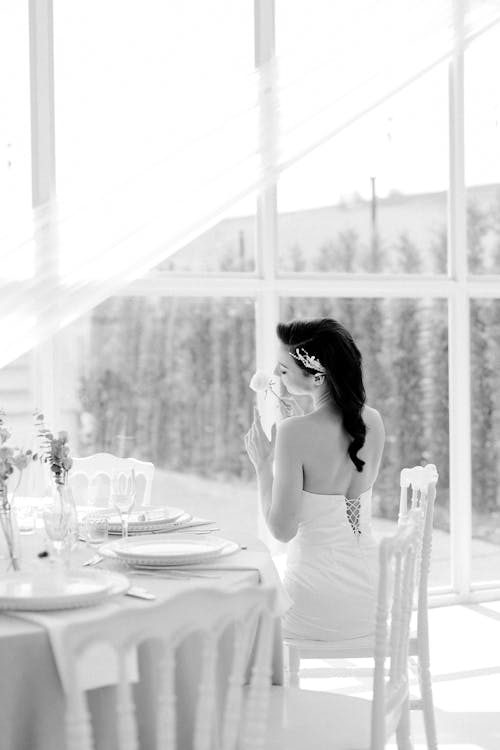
[43,482,79,569]
[0,487,21,572]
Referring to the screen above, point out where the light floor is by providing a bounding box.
[293,600,500,749]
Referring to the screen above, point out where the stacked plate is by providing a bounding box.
[103,533,239,569]
[0,569,129,611]
[78,506,190,535]
[105,506,186,535]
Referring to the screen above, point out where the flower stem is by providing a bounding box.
[266,385,290,409]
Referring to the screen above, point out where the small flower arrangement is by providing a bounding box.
[0,410,37,572]
[0,410,36,506]
[249,369,290,409]
[34,412,73,487]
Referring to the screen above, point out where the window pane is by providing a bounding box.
[54,296,257,532]
[277,66,448,274]
[0,352,46,497]
[465,25,500,274]
[154,196,256,273]
[54,0,254,201]
[280,297,450,589]
[0,1,31,230]
[470,299,500,586]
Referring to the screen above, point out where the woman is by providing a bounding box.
[244,318,385,640]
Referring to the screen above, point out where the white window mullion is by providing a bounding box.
[254,0,280,546]
[29,0,58,427]
[448,0,471,599]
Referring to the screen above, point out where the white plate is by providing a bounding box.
[112,534,227,565]
[100,536,240,567]
[0,569,119,611]
[130,539,241,569]
[78,506,185,533]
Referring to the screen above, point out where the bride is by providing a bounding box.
[245,317,385,640]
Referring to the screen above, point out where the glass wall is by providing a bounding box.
[155,197,256,273]
[54,0,254,204]
[470,299,500,586]
[465,24,500,274]
[0,0,31,228]
[3,1,500,598]
[54,295,258,533]
[277,65,449,275]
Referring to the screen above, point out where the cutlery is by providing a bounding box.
[82,553,104,567]
[125,586,156,600]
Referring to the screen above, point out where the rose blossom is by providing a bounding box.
[249,370,272,392]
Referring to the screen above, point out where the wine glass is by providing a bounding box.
[111,470,136,540]
[42,502,73,571]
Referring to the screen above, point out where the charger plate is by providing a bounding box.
[100,534,239,567]
[0,569,127,611]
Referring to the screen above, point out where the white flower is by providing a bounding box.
[249,370,272,392]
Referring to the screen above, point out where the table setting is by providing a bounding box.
[0,412,288,750]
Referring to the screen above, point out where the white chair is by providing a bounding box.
[264,511,422,750]
[284,463,439,750]
[69,453,155,506]
[399,463,439,750]
[62,585,276,750]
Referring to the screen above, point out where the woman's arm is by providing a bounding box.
[269,418,303,542]
[245,410,303,542]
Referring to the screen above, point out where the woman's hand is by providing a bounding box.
[244,407,277,472]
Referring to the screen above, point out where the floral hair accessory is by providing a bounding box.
[289,347,326,374]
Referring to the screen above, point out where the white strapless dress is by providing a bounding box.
[282,489,379,641]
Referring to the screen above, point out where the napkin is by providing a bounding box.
[7,581,140,693]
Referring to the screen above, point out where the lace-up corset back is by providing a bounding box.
[293,488,374,544]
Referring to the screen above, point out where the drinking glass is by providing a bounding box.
[83,510,109,546]
[16,504,37,535]
[42,502,73,570]
[111,470,136,540]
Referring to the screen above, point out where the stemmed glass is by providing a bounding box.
[42,501,73,571]
[111,470,136,541]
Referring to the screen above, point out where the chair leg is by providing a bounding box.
[418,661,438,750]
[395,697,413,750]
[284,645,301,687]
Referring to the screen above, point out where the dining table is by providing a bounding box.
[0,518,289,750]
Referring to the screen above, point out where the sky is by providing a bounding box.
[1,2,500,229]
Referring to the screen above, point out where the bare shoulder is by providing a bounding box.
[276,414,305,438]
[276,414,311,449]
[363,405,385,436]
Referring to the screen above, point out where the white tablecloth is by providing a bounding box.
[0,528,287,750]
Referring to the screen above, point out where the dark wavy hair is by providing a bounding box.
[277,317,367,472]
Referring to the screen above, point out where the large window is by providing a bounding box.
[277,66,449,275]
[0,1,31,228]
[3,2,500,601]
[53,295,258,532]
[465,24,500,274]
